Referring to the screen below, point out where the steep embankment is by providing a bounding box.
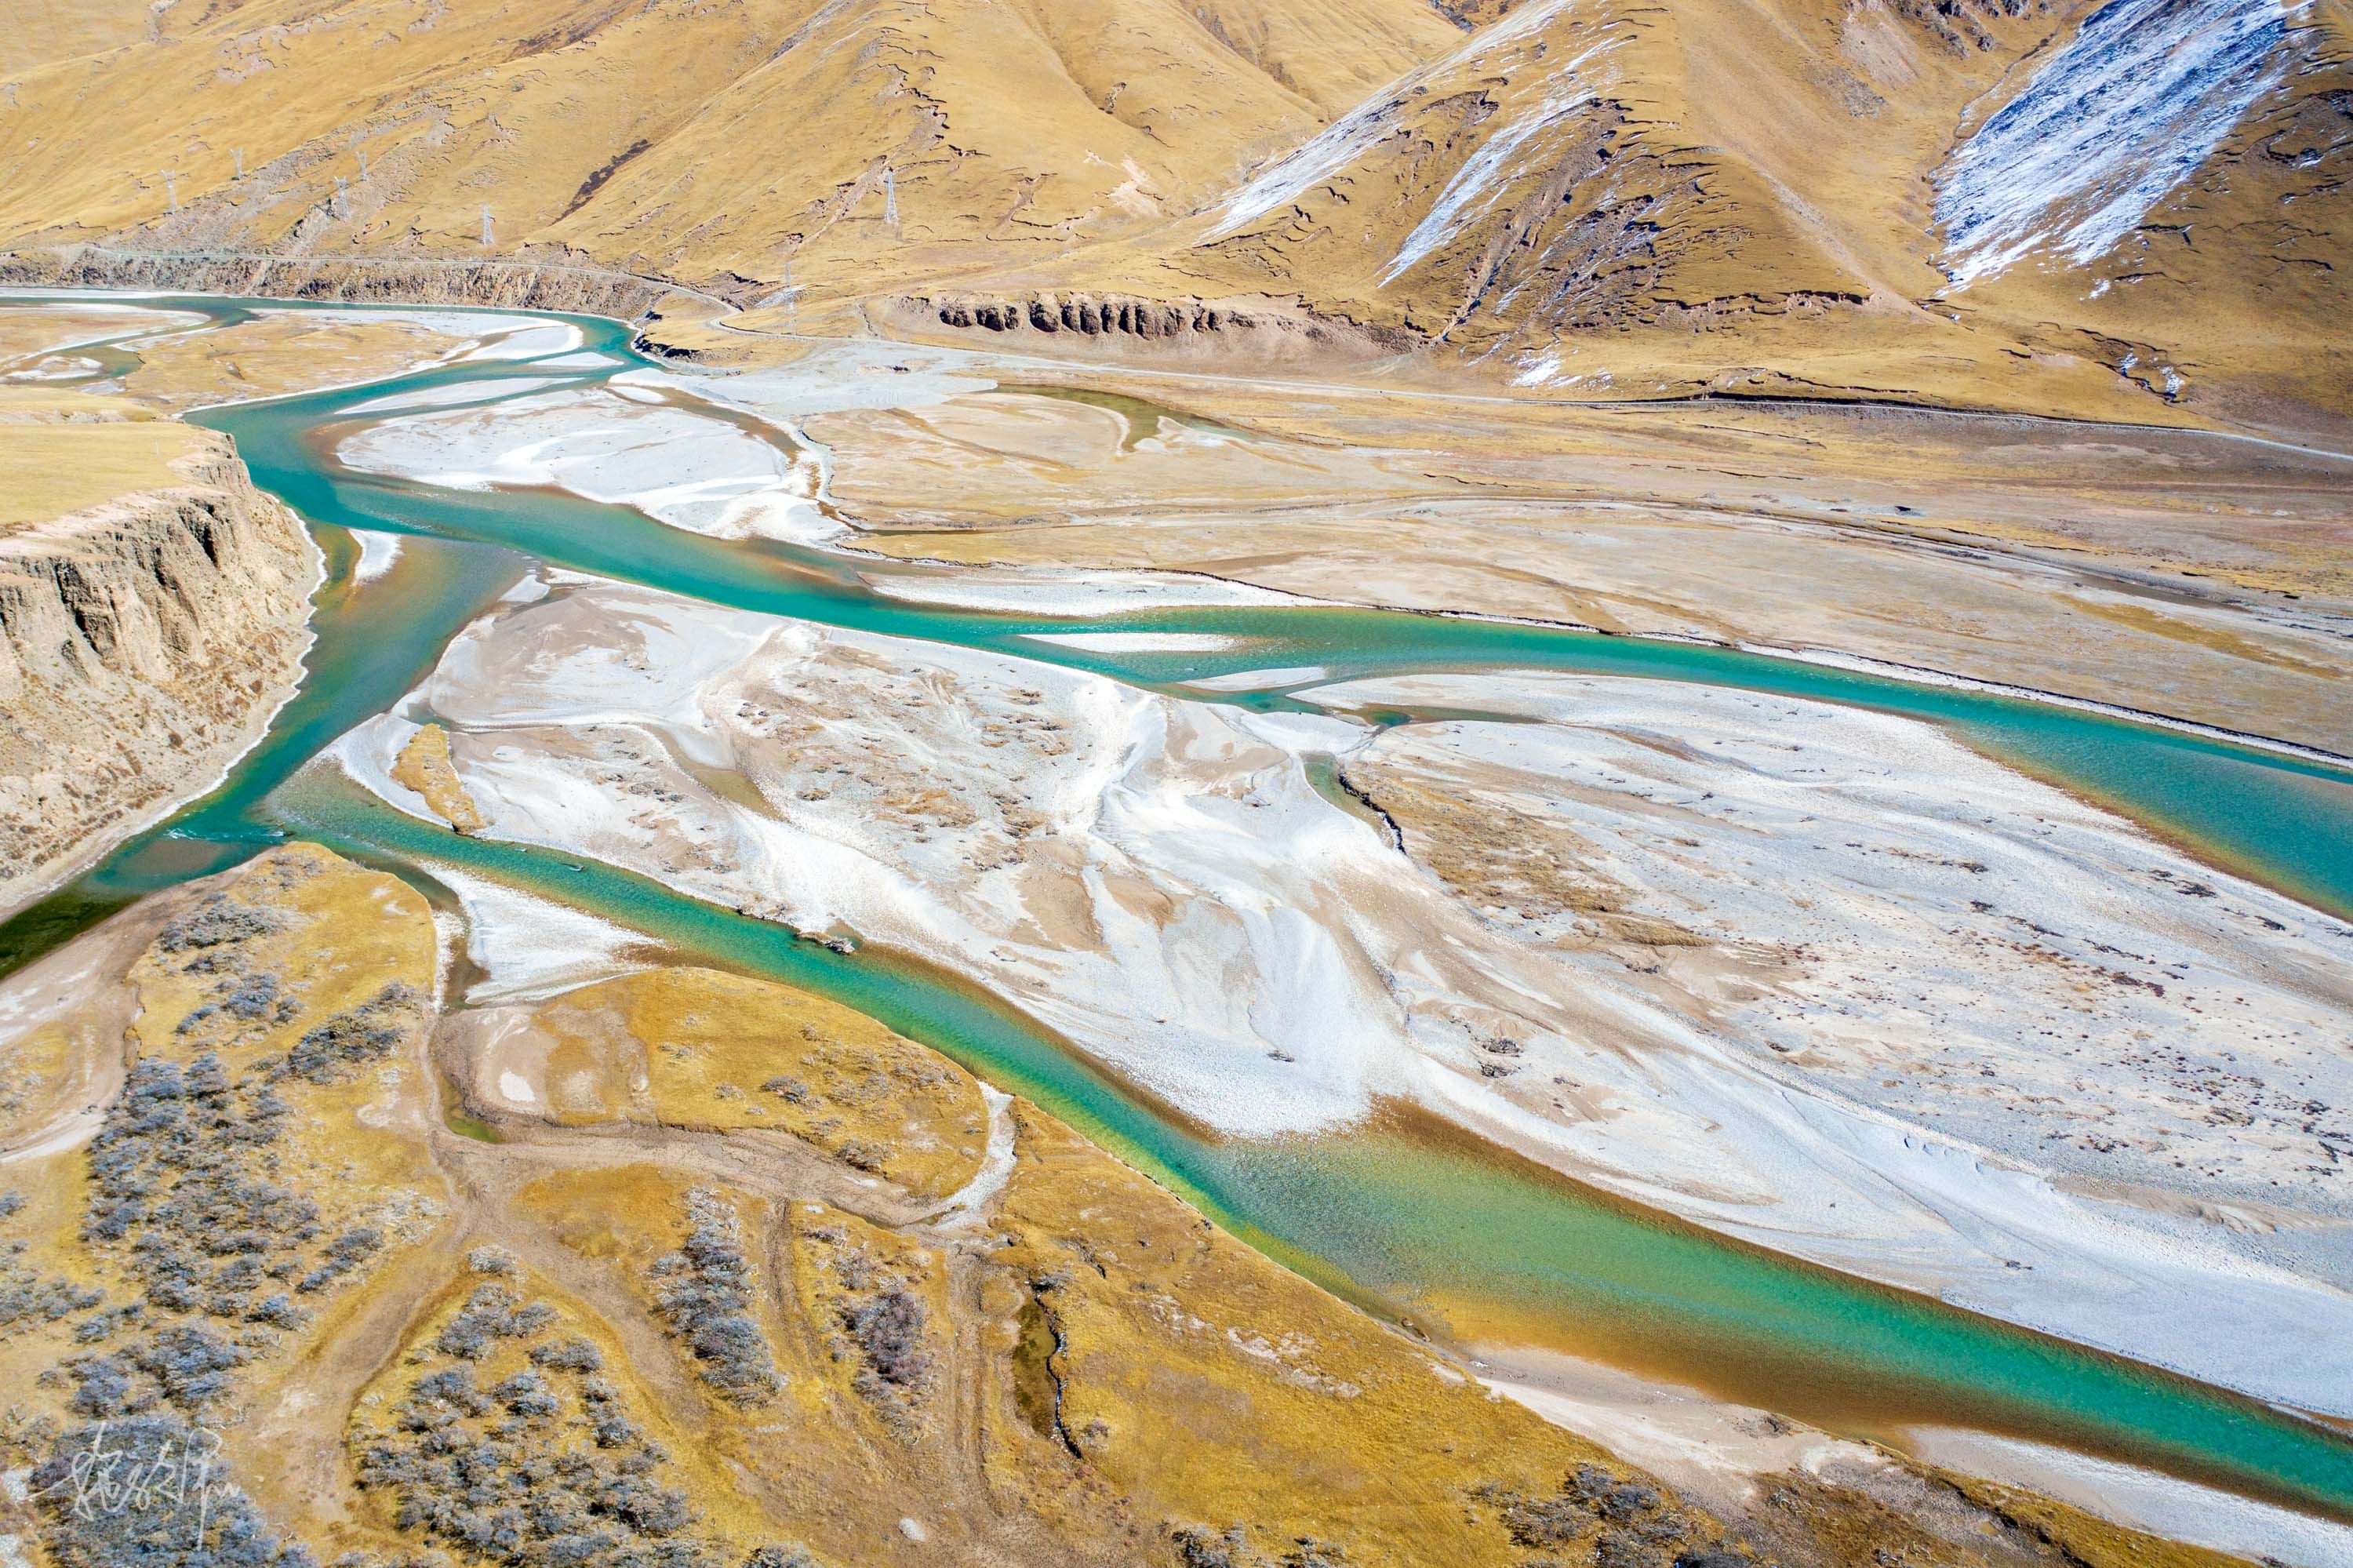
[0,414,316,913]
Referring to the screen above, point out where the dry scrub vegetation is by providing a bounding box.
[0,842,2259,1568]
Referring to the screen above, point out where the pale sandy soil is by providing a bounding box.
[416,860,656,1004]
[1901,1428,2353,1568]
[1482,1344,2353,1568]
[0,300,205,362]
[791,362,2353,754]
[0,297,509,411]
[337,384,841,544]
[331,572,2353,1417]
[331,326,2353,755]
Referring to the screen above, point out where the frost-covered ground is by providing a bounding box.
[333,569,2353,1417]
[338,385,841,544]
[1933,0,2293,282]
[1380,29,1618,283]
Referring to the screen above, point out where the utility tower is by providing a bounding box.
[232,148,244,178]
[162,169,178,213]
[358,147,369,178]
[882,166,897,229]
[481,206,494,247]
[334,176,348,219]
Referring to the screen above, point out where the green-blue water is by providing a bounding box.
[7,292,2353,1523]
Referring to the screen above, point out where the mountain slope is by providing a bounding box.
[1,0,2345,428]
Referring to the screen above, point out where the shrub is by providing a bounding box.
[33,1414,315,1568]
[839,1290,927,1390]
[646,1192,776,1406]
[355,1285,720,1568]
[529,1339,604,1373]
[1170,1526,1256,1568]
[275,984,420,1085]
[493,1371,559,1418]
[740,1549,820,1568]
[157,897,283,956]
[831,1140,886,1174]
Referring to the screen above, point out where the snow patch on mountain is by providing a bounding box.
[1933,0,2295,284]
[1381,37,1617,283]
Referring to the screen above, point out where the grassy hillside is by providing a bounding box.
[2,1,2344,413]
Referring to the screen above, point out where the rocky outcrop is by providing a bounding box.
[877,289,1409,363]
[0,246,689,318]
[0,431,317,914]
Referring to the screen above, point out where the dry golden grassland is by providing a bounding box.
[0,842,2271,1568]
[393,722,489,834]
[0,419,199,530]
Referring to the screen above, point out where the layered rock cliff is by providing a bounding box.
[0,427,316,914]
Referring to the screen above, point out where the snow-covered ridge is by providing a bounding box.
[1933,0,2296,285]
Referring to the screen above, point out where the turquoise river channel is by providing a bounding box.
[5,291,2353,1525]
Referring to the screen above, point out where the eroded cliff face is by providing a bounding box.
[0,428,315,912]
[0,246,682,319]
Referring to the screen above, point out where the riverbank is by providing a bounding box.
[0,417,319,917]
[329,566,2353,1424]
[5,291,2351,1556]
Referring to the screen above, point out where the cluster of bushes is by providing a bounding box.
[272,983,424,1086]
[1167,1526,1350,1568]
[52,1043,397,1476]
[0,1190,103,1335]
[65,1321,249,1417]
[82,1053,376,1330]
[1479,1465,1751,1568]
[7,925,433,1568]
[157,896,284,959]
[32,1413,316,1568]
[177,970,302,1037]
[647,1191,778,1407]
[158,895,304,1045]
[355,1279,724,1568]
[299,1228,385,1295]
[434,1282,557,1359]
[804,1229,929,1424]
